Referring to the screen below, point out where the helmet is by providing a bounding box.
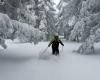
[54,33,59,39]
[54,33,58,36]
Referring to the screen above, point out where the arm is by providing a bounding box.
[48,39,53,47]
[59,39,64,46]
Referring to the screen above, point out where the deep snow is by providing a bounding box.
[0,40,100,80]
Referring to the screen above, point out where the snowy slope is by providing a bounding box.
[0,40,100,80]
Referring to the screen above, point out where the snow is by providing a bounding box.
[11,20,44,43]
[0,40,100,80]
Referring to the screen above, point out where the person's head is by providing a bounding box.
[54,36,59,39]
[54,35,59,40]
[53,33,59,39]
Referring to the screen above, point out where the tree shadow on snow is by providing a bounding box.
[93,48,100,55]
[0,50,37,63]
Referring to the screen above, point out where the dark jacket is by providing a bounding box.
[48,36,64,48]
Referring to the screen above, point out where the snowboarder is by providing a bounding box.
[48,35,64,56]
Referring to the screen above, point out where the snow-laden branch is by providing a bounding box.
[0,13,45,49]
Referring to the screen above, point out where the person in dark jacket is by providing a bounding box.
[48,35,64,56]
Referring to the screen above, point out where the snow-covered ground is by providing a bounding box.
[0,40,100,80]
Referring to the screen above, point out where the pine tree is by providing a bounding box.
[58,0,100,54]
[17,0,56,40]
[0,0,57,47]
[57,0,82,40]
[0,13,13,49]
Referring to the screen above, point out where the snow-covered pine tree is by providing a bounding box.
[0,13,13,49]
[35,0,56,40]
[58,0,100,54]
[17,0,56,40]
[11,20,44,44]
[0,0,57,44]
[76,0,100,54]
[0,12,46,47]
[0,0,21,20]
[17,0,37,26]
[57,0,81,40]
